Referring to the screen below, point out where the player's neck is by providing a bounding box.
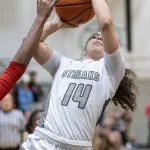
[84,55,98,61]
[84,55,93,60]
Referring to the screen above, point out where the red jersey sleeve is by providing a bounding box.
[0,61,26,100]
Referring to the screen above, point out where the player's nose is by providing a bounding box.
[97,36,102,41]
[97,37,103,46]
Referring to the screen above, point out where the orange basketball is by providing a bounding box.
[55,0,95,25]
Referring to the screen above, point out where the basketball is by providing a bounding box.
[55,0,95,25]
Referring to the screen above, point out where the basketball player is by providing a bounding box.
[20,0,137,150]
[0,0,137,150]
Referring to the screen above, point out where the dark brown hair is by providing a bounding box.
[112,69,138,111]
[26,110,43,134]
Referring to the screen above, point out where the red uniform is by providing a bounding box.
[0,61,26,100]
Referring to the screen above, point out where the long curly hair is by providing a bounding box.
[112,69,138,111]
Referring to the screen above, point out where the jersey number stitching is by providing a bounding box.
[61,83,92,109]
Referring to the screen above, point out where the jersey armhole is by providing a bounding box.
[96,98,111,125]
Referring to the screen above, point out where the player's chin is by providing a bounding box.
[93,45,103,51]
[94,47,103,54]
[92,50,104,60]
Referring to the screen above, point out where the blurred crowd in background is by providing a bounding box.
[0,71,44,150]
[94,111,137,150]
[13,71,43,120]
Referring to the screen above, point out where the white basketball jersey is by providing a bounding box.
[36,47,125,146]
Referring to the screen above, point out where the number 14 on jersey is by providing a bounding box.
[61,83,92,109]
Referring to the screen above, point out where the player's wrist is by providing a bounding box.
[36,14,49,23]
[37,2,56,22]
[52,20,63,29]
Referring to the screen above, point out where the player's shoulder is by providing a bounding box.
[61,57,74,64]
[61,57,80,65]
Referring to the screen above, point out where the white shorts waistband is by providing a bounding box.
[34,126,92,148]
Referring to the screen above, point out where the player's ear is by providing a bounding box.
[83,51,86,58]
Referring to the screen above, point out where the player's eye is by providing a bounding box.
[91,35,97,39]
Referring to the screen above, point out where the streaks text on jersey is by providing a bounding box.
[61,70,100,82]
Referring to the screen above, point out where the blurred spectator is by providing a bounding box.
[145,103,150,146]
[25,110,43,134]
[102,117,123,150]
[23,110,43,140]
[12,84,19,109]
[24,110,43,140]
[0,93,25,150]
[109,131,122,150]
[103,117,115,131]
[95,110,137,150]
[117,111,137,150]
[93,124,121,150]
[17,74,33,120]
[93,125,110,150]
[28,71,43,102]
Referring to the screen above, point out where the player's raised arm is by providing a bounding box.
[13,0,58,65]
[92,0,125,90]
[33,13,77,77]
[40,12,78,42]
[0,0,58,100]
[91,0,119,54]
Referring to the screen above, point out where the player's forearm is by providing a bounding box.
[0,17,46,100]
[13,16,47,66]
[92,0,119,54]
[92,0,112,28]
[0,0,57,100]
[40,20,62,42]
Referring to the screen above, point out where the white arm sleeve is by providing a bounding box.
[42,50,63,77]
[104,46,126,91]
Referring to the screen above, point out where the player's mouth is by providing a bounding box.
[94,41,103,46]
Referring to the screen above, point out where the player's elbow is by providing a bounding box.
[23,37,26,42]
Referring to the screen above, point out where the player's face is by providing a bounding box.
[85,32,104,60]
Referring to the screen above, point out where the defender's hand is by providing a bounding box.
[37,0,59,20]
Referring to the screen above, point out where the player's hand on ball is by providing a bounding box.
[54,10,79,28]
[37,0,59,20]
[62,20,79,28]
